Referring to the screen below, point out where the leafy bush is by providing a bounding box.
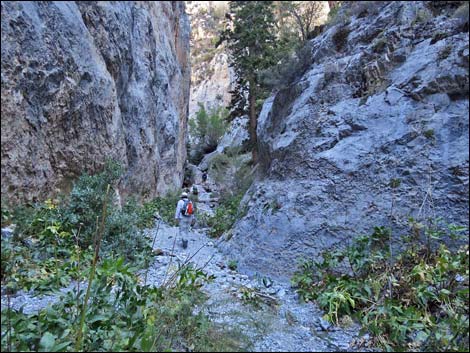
[189,103,228,165]
[2,161,154,294]
[135,189,181,228]
[1,257,247,352]
[206,193,245,238]
[64,160,123,248]
[208,146,254,196]
[228,259,238,271]
[292,222,469,351]
[1,203,12,227]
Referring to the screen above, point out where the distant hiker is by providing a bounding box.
[202,171,208,184]
[192,185,198,195]
[175,192,194,249]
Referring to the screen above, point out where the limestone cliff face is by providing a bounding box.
[221,1,469,279]
[1,1,190,203]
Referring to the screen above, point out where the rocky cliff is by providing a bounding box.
[1,1,190,203]
[221,1,469,279]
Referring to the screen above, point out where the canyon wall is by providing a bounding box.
[1,1,190,203]
[221,1,469,279]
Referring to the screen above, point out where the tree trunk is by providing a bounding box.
[249,81,258,164]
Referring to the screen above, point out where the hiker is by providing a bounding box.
[174,191,194,249]
[202,171,208,184]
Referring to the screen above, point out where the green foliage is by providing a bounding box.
[206,193,245,238]
[228,259,238,271]
[1,257,245,352]
[219,1,278,148]
[2,161,154,294]
[208,146,254,196]
[2,199,94,294]
[1,203,12,227]
[220,1,278,86]
[424,129,435,140]
[189,103,228,164]
[63,159,123,248]
[239,286,263,309]
[134,189,181,228]
[389,178,401,188]
[291,222,469,351]
[1,162,250,352]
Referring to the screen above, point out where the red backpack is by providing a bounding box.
[181,199,194,216]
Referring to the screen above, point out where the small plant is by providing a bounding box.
[423,129,435,140]
[437,45,452,61]
[228,259,238,271]
[291,221,469,351]
[239,286,263,309]
[1,204,12,227]
[389,178,401,188]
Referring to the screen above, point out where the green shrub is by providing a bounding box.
[135,189,181,228]
[208,146,254,196]
[206,193,245,238]
[1,257,248,352]
[1,203,12,227]
[2,161,154,294]
[1,162,251,352]
[228,259,238,271]
[189,103,228,159]
[424,129,435,139]
[292,222,469,351]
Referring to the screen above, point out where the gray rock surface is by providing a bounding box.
[1,1,190,203]
[220,1,469,280]
[198,115,249,170]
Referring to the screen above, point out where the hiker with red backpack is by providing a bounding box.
[174,191,194,249]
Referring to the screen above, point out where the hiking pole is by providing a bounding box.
[145,213,161,286]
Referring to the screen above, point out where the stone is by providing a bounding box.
[1,1,190,203]
[219,1,469,281]
[153,249,164,256]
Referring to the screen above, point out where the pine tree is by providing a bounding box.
[219,1,278,163]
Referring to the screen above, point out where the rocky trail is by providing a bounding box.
[140,178,370,352]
